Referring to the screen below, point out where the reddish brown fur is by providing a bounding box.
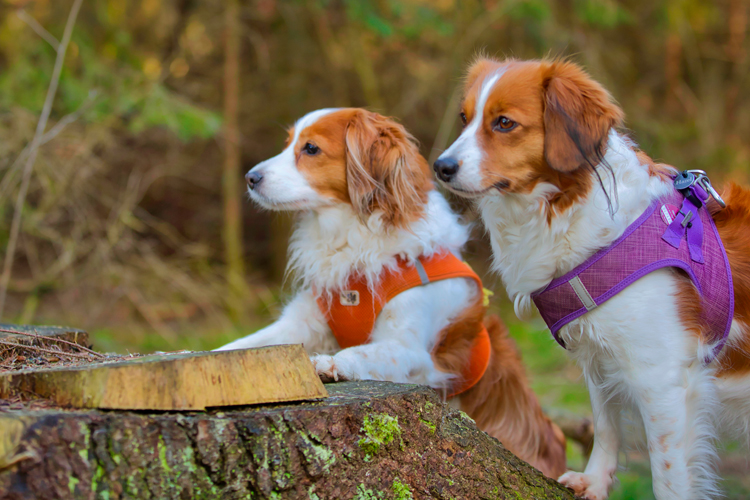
[541,61,624,173]
[344,110,433,229]
[710,183,750,376]
[636,149,674,183]
[459,58,624,214]
[292,109,433,229]
[672,269,706,341]
[433,293,567,478]
[295,112,354,204]
[639,151,708,343]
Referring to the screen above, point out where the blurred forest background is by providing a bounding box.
[0,0,749,497]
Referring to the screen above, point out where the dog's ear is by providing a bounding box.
[542,61,624,173]
[345,110,432,229]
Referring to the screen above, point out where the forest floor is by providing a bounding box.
[85,299,750,500]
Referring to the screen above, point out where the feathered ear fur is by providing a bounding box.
[542,61,624,173]
[345,110,432,229]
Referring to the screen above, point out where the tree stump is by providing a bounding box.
[0,380,577,500]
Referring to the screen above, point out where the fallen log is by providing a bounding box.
[0,380,577,499]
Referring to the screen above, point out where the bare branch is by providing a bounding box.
[0,0,85,319]
[0,339,94,360]
[0,327,105,358]
[16,9,60,52]
[0,90,98,199]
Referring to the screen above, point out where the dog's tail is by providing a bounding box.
[458,314,567,479]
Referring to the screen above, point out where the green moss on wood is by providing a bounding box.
[354,483,383,500]
[391,478,413,500]
[358,413,402,459]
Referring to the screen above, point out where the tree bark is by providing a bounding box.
[0,381,577,499]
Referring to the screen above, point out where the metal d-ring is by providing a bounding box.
[687,171,726,208]
[699,176,727,208]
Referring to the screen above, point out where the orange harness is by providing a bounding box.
[315,251,491,398]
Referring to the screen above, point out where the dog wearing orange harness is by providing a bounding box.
[217,108,566,478]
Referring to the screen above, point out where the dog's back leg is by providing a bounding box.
[634,361,718,499]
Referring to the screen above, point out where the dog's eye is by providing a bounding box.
[303,142,320,155]
[494,116,516,132]
[459,112,467,127]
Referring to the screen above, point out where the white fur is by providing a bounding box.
[441,120,727,499]
[218,109,476,395]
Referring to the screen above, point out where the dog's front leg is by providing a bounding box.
[559,376,620,500]
[311,340,441,384]
[215,289,337,355]
[311,279,471,386]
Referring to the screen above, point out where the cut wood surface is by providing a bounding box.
[0,344,327,410]
[0,380,578,500]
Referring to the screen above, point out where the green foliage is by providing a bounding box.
[128,86,221,142]
[343,0,454,40]
[0,6,221,143]
[574,0,632,27]
[508,0,553,22]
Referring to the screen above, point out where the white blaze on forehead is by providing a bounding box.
[437,68,507,193]
[465,69,506,137]
[287,108,341,150]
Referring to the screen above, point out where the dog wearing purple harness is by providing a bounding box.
[433,57,750,500]
[533,173,734,363]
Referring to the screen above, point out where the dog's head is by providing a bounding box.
[246,108,432,229]
[434,58,623,210]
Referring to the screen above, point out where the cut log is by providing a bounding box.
[0,380,578,499]
[0,345,327,410]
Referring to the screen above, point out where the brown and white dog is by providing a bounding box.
[217,108,566,477]
[435,57,750,499]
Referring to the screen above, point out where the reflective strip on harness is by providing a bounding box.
[414,258,430,285]
[569,276,596,311]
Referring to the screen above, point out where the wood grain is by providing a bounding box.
[0,344,327,410]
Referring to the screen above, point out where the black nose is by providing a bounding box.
[433,157,460,182]
[246,171,263,190]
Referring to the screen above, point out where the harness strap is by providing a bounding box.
[532,184,733,363]
[316,251,491,397]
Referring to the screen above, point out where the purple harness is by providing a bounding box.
[532,175,734,362]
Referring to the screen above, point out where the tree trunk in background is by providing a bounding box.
[664,31,683,115]
[0,381,578,499]
[724,0,748,134]
[223,0,246,322]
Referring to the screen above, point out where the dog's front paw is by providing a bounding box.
[558,471,611,500]
[310,355,351,383]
